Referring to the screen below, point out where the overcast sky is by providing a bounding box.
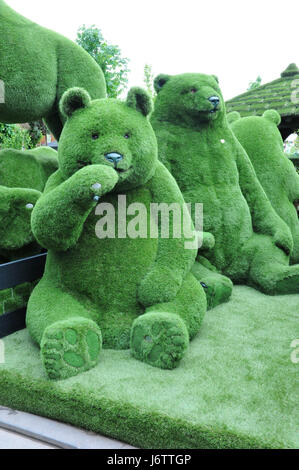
[7,0,299,100]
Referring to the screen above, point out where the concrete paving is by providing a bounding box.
[0,405,136,449]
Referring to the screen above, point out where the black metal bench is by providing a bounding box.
[0,253,47,339]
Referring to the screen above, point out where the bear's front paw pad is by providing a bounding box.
[41,319,102,380]
[130,313,189,370]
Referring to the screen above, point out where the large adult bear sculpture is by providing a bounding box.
[151,73,299,295]
[228,110,299,264]
[0,0,106,140]
[26,87,207,380]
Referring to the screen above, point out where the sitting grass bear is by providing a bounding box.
[26,87,207,380]
[0,146,58,263]
[151,73,299,295]
[228,110,299,264]
[0,146,58,314]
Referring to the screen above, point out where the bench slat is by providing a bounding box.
[0,253,47,290]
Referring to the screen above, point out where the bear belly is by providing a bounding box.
[47,187,158,314]
[185,184,253,270]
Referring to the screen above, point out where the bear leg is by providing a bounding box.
[248,235,299,295]
[130,273,206,369]
[191,258,233,309]
[26,281,102,380]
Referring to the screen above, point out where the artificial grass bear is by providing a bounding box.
[228,110,299,264]
[151,73,299,295]
[0,146,58,315]
[0,0,106,140]
[0,146,58,263]
[26,87,207,380]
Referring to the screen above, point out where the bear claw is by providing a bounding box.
[41,318,102,380]
[130,312,189,370]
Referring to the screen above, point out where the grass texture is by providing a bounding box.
[228,110,299,264]
[0,286,298,449]
[151,73,299,296]
[0,0,106,140]
[26,88,206,378]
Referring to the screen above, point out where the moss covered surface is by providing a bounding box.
[151,73,299,296]
[228,110,299,264]
[0,0,106,139]
[26,88,206,379]
[1,286,298,449]
[226,63,299,119]
[0,146,58,313]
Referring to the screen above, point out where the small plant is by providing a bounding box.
[0,123,32,150]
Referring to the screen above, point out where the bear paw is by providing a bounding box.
[41,318,102,380]
[130,312,189,370]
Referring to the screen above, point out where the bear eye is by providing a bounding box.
[92,133,99,140]
[190,88,197,93]
[124,133,131,139]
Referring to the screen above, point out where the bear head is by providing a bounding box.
[228,109,284,154]
[58,87,157,191]
[153,73,224,127]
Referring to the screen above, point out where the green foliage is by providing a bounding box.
[28,121,43,148]
[143,64,156,100]
[0,123,32,150]
[76,25,129,99]
[247,75,262,91]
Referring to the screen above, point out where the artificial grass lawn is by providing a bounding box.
[0,286,298,449]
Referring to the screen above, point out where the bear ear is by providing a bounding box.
[60,87,91,118]
[211,75,219,84]
[154,74,171,93]
[263,109,281,126]
[126,87,153,117]
[227,111,241,124]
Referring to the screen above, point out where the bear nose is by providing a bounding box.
[105,152,124,166]
[208,96,220,108]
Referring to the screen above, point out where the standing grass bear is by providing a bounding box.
[0,0,106,140]
[26,87,207,380]
[228,110,299,264]
[151,73,299,295]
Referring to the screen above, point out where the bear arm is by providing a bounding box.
[148,161,197,280]
[31,170,95,251]
[32,165,118,252]
[155,129,174,173]
[236,141,290,236]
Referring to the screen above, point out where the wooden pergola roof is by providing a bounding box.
[226,63,299,139]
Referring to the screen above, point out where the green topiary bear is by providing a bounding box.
[0,0,106,140]
[0,146,58,263]
[228,110,299,264]
[0,146,58,315]
[151,73,299,295]
[26,87,207,380]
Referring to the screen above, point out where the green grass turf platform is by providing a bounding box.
[0,286,298,449]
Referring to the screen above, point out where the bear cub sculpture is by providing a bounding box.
[151,73,299,295]
[27,87,207,380]
[228,110,299,264]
